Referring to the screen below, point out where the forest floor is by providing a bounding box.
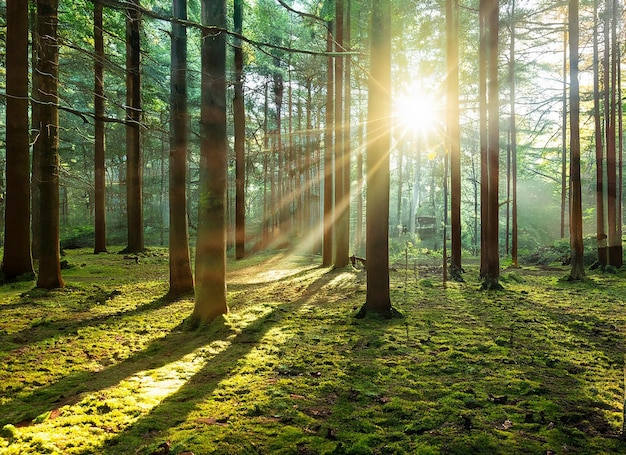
[0,247,625,454]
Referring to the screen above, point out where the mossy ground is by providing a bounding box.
[0,247,625,454]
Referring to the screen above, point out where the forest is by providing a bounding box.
[1,0,625,453]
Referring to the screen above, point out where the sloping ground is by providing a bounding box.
[0,248,625,454]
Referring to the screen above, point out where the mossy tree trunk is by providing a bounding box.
[446,0,463,281]
[568,0,585,281]
[125,0,144,254]
[3,0,34,280]
[168,0,194,297]
[362,0,392,316]
[94,1,107,254]
[36,0,64,290]
[234,0,246,260]
[193,0,228,326]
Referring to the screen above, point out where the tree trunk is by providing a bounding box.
[168,0,194,297]
[125,0,144,253]
[322,22,334,267]
[31,6,41,261]
[193,0,229,325]
[509,0,518,267]
[234,0,246,259]
[446,0,463,280]
[94,1,107,254]
[481,0,501,290]
[361,0,392,317]
[593,0,607,269]
[606,0,622,267]
[3,0,34,280]
[568,0,585,280]
[561,26,568,240]
[36,0,64,290]
[333,0,349,267]
[479,0,488,278]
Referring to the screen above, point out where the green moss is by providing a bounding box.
[0,249,624,453]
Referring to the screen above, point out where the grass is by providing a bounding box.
[0,247,625,454]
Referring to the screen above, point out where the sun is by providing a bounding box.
[393,82,441,137]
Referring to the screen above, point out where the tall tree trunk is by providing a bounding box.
[125,0,144,253]
[355,112,364,254]
[31,5,41,261]
[333,0,349,267]
[478,0,488,278]
[481,0,501,290]
[36,0,64,289]
[193,0,228,325]
[606,0,622,267]
[561,26,568,240]
[446,0,463,280]
[94,1,107,254]
[3,0,34,280]
[509,0,518,267]
[234,0,246,259]
[593,0,607,269]
[169,0,194,297]
[274,64,285,236]
[343,0,352,253]
[360,0,392,317]
[322,22,334,266]
[568,0,585,280]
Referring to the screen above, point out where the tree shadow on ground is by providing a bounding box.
[86,269,340,454]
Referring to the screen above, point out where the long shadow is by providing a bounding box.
[448,278,626,443]
[0,293,185,355]
[0,314,208,427]
[86,270,339,454]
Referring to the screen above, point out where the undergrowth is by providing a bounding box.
[0,247,625,454]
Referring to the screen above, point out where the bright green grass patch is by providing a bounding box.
[0,249,625,454]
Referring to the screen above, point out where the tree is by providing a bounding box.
[322,21,334,267]
[508,0,518,268]
[193,0,229,325]
[125,0,144,253]
[333,0,349,268]
[234,0,246,260]
[592,0,606,269]
[605,0,622,267]
[446,0,463,281]
[168,0,194,297]
[568,0,585,281]
[480,0,501,290]
[94,1,107,254]
[2,0,34,280]
[36,0,64,290]
[359,0,392,317]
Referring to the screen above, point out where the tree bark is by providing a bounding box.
[361,0,392,317]
[125,0,144,253]
[322,22,334,267]
[446,0,463,280]
[31,6,41,261]
[480,0,501,289]
[193,0,228,325]
[593,0,607,269]
[168,0,194,297]
[3,0,34,280]
[606,0,622,267]
[94,1,107,254]
[509,0,518,268]
[333,0,349,268]
[234,0,246,259]
[36,0,64,289]
[568,0,585,280]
